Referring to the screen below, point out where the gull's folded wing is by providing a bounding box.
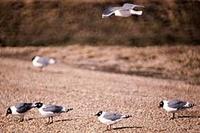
[15,103,33,113]
[43,105,63,113]
[168,100,187,109]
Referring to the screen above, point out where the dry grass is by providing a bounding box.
[0,0,200,46]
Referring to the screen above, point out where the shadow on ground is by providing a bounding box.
[113,126,143,130]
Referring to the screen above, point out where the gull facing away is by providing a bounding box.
[34,102,73,124]
[159,99,195,119]
[102,3,144,18]
[95,111,132,130]
[32,55,56,70]
[6,103,35,122]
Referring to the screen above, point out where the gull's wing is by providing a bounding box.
[102,7,121,16]
[43,105,63,113]
[103,112,123,121]
[36,57,50,65]
[168,100,187,109]
[15,103,33,113]
[122,3,144,10]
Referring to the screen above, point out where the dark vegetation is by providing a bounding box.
[0,0,200,46]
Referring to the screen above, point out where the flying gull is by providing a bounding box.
[102,3,144,18]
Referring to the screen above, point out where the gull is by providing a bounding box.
[32,55,56,70]
[102,3,144,18]
[95,111,132,130]
[159,99,195,119]
[34,102,73,124]
[6,103,35,122]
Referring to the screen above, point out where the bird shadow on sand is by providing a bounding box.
[177,115,200,119]
[113,126,142,130]
[103,126,142,132]
[27,117,73,121]
[54,118,73,123]
[27,118,35,121]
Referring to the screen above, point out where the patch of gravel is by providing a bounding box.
[0,52,200,132]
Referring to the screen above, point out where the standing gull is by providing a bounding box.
[32,55,56,70]
[95,111,132,130]
[6,103,35,122]
[159,99,195,119]
[34,102,73,124]
[102,3,144,18]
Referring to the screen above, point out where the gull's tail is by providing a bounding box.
[62,108,73,113]
[184,102,195,108]
[122,115,132,119]
[66,108,73,112]
[49,58,56,64]
[130,10,143,15]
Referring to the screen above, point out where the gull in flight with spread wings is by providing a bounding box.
[102,3,144,18]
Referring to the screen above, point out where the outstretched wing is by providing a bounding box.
[168,100,187,109]
[43,105,63,113]
[15,103,33,113]
[122,3,144,10]
[103,112,123,121]
[102,7,121,16]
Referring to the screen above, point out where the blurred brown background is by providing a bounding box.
[0,0,200,46]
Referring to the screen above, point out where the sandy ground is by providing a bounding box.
[0,47,200,133]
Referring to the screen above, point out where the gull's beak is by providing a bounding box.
[94,113,98,116]
[32,103,37,108]
[5,113,8,117]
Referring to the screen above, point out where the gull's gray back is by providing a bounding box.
[15,103,33,113]
[37,57,50,65]
[43,105,63,113]
[103,112,123,121]
[168,100,187,109]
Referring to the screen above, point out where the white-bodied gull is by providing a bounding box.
[34,102,73,124]
[102,3,144,18]
[6,102,35,122]
[95,111,132,130]
[32,55,56,70]
[159,99,195,119]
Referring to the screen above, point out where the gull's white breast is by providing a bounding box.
[114,10,131,17]
[10,106,25,117]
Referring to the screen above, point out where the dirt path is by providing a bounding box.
[0,56,200,133]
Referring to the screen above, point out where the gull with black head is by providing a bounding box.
[159,99,195,119]
[34,102,73,124]
[95,111,132,130]
[32,55,56,70]
[6,102,35,122]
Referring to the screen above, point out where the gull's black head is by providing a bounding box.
[6,107,12,116]
[159,101,164,108]
[95,111,103,117]
[34,102,43,108]
[32,56,36,61]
